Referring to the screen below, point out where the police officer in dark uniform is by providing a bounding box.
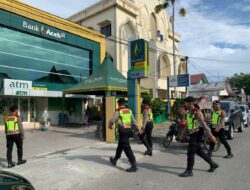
[208,100,233,158]
[139,99,154,156]
[109,98,138,172]
[5,105,26,168]
[180,97,218,177]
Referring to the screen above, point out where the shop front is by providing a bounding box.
[0,0,105,126]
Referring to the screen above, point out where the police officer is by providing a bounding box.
[139,99,154,156]
[109,98,138,172]
[5,105,26,168]
[180,97,218,177]
[207,100,233,158]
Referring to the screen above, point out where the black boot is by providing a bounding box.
[207,150,212,158]
[17,160,27,165]
[179,170,193,177]
[126,162,137,172]
[8,162,16,168]
[144,149,152,156]
[208,162,219,172]
[109,157,117,166]
[224,153,233,159]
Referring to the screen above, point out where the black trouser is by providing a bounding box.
[208,128,231,157]
[187,128,215,171]
[6,134,23,163]
[114,127,136,164]
[139,121,154,151]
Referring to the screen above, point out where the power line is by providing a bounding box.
[4,1,250,67]
[189,56,250,64]
[5,1,248,83]
[188,62,215,83]
[1,2,185,59]
[189,60,218,78]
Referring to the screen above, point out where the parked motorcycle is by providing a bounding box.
[163,120,189,148]
[163,120,221,152]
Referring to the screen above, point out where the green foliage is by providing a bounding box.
[151,98,165,117]
[171,98,185,119]
[142,94,152,106]
[228,73,250,95]
[179,8,187,16]
[155,0,186,16]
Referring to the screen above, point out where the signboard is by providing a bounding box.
[168,74,189,87]
[22,21,66,39]
[177,74,189,87]
[169,76,178,87]
[4,79,32,96]
[130,39,149,78]
[3,79,61,97]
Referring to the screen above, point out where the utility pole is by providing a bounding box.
[185,56,188,96]
[172,4,177,98]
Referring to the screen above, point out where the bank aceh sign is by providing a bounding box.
[130,39,149,79]
[22,21,66,39]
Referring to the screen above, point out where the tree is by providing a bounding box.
[142,94,152,106]
[155,0,186,16]
[151,98,165,117]
[171,98,185,119]
[227,73,250,96]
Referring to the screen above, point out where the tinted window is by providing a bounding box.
[240,106,245,112]
[220,102,230,113]
[0,27,91,84]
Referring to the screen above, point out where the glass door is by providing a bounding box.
[20,98,29,122]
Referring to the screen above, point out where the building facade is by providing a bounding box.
[0,0,105,125]
[68,0,187,98]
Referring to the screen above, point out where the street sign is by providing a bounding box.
[130,39,148,78]
[169,76,178,87]
[177,74,189,87]
[168,74,189,87]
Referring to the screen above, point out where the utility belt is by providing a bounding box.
[117,123,131,130]
[6,130,20,135]
[188,127,200,135]
[211,124,217,129]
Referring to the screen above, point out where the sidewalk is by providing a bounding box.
[0,125,170,190]
[0,124,99,162]
[2,142,153,190]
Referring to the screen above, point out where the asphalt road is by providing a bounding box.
[83,127,250,190]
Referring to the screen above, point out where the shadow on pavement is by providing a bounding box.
[48,130,98,140]
[64,155,125,171]
[138,162,207,175]
[0,157,7,168]
[88,146,145,156]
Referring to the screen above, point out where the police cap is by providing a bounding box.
[184,96,195,103]
[117,98,126,105]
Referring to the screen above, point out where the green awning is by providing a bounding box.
[63,55,148,95]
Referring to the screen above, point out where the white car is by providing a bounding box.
[239,104,249,128]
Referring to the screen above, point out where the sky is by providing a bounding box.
[20,0,250,82]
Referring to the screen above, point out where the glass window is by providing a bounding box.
[101,24,111,37]
[0,27,91,85]
[240,106,245,112]
[220,102,230,113]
